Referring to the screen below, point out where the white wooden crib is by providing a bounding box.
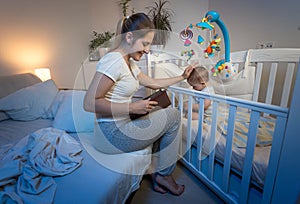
[148,48,300,204]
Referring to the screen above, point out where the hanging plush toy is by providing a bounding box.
[211,59,238,79]
[179,11,236,79]
[181,49,195,62]
[195,17,214,30]
[179,28,193,46]
[204,34,221,58]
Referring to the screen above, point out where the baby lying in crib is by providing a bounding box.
[183,66,215,120]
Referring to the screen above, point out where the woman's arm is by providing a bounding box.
[83,72,157,117]
[137,64,194,89]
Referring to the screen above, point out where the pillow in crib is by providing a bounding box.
[154,62,190,88]
[52,90,94,132]
[0,79,58,121]
[211,64,255,100]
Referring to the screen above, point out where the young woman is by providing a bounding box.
[84,13,194,195]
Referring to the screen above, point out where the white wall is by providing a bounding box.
[1,0,299,88]
[0,0,92,88]
[209,0,300,51]
[0,0,208,88]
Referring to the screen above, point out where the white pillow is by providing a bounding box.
[0,80,58,121]
[52,90,94,132]
[211,65,255,100]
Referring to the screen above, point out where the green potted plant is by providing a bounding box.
[146,0,173,48]
[88,31,115,61]
[118,0,134,17]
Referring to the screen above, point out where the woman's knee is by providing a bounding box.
[167,107,181,125]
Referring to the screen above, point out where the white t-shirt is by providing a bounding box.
[96,52,140,121]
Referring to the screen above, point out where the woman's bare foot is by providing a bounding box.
[151,174,168,194]
[154,173,185,196]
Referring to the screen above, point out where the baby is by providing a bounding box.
[183,66,215,120]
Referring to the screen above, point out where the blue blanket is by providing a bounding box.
[0,127,83,204]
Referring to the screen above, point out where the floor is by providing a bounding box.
[130,162,225,204]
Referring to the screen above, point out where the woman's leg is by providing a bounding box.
[96,107,181,154]
[149,109,185,195]
[95,107,184,195]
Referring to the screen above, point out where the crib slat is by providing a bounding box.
[262,116,287,204]
[239,110,260,204]
[252,62,263,102]
[178,93,184,156]
[265,63,278,105]
[171,92,176,108]
[196,98,205,170]
[207,102,219,180]
[280,63,295,107]
[185,95,194,162]
[222,105,237,193]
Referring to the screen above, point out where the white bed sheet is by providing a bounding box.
[0,119,151,204]
[181,118,270,186]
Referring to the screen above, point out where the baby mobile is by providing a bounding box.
[179,11,237,79]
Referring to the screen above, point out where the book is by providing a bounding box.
[130,89,171,120]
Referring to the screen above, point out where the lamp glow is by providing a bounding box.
[35,68,51,81]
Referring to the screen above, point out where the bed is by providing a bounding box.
[148,48,300,204]
[0,73,152,204]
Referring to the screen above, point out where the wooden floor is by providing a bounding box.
[130,162,225,204]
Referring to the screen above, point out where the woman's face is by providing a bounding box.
[128,31,154,61]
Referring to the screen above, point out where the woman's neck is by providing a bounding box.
[114,48,130,66]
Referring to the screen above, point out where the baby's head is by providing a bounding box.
[187,66,209,91]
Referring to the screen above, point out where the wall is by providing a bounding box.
[208,0,300,51]
[0,0,91,88]
[0,0,208,88]
[1,0,299,88]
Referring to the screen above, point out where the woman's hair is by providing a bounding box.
[121,13,155,34]
[113,13,155,47]
[187,66,209,84]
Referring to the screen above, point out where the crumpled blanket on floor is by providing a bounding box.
[0,127,83,204]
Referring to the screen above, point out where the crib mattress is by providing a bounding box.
[0,119,151,204]
[181,117,271,186]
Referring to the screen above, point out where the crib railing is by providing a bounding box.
[148,48,300,108]
[168,86,289,204]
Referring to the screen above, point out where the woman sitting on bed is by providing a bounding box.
[183,66,215,120]
[84,13,194,195]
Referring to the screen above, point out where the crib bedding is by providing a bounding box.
[181,105,274,186]
[0,118,151,204]
[203,105,275,148]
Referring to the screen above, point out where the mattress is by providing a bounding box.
[0,119,151,204]
[0,119,52,146]
[181,108,272,186]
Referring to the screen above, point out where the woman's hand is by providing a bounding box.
[130,99,158,114]
[182,62,198,79]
